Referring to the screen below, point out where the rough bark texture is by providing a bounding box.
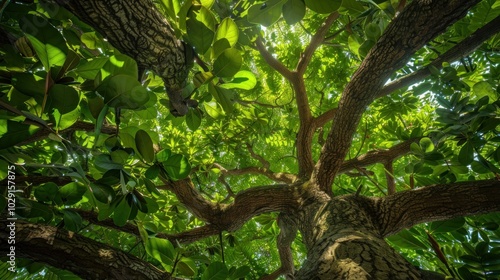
[52,0,193,115]
[312,0,481,193]
[0,220,173,280]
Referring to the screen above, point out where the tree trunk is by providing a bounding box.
[294,197,422,279]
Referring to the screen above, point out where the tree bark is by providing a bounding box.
[51,0,194,115]
[0,220,173,280]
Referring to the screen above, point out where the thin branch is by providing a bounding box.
[313,108,337,128]
[213,163,297,184]
[255,37,293,80]
[246,143,270,169]
[378,15,500,98]
[296,12,339,74]
[384,161,396,195]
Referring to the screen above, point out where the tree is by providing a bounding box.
[0,0,499,279]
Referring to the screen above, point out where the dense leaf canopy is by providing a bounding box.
[0,0,499,279]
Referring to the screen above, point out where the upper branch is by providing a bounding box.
[296,12,339,75]
[376,179,500,237]
[255,37,294,80]
[213,163,297,184]
[312,0,480,194]
[378,14,500,98]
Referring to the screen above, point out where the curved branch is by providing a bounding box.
[313,108,337,128]
[255,37,293,80]
[246,143,270,169]
[377,179,500,237]
[312,0,480,194]
[378,15,500,98]
[0,220,175,280]
[296,12,339,74]
[213,163,297,184]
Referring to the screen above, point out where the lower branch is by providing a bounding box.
[0,220,175,280]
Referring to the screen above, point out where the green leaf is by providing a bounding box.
[135,129,155,163]
[113,196,132,226]
[145,238,176,271]
[429,217,465,233]
[62,209,83,232]
[283,0,306,25]
[0,120,40,149]
[90,183,115,204]
[186,108,202,130]
[248,0,287,27]
[304,0,341,13]
[156,149,172,162]
[219,70,257,90]
[58,182,87,205]
[76,57,109,79]
[209,83,234,114]
[387,229,428,250]
[458,141,474,166]
[201,261,228,280]
[47,84,80,114]
[34,183,59,203]
[213,48,242,78]
[162,154,191,180]
[215,18,239,47]
[186,4,216,54]
[473,81,497,100]
[177,257,197,277]
[20,15,68,69]
[97,74,149,109]
[99,54,138,82]
[419,137,434,153]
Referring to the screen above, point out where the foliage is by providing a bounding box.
[0,0,499,279]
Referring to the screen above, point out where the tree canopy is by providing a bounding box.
[0,0,500,279]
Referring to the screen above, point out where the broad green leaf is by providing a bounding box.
[20,15,68,69]
[162,154,191,180]
[156,149,172,162]
[47,84,80,114]
[135,129,155,163]
[177,257,197,277]
[212,38,231,59]
[305,0,341,13]
[219,70,257,90]
[283,0,306,25]
[248,0,287,27]
[80,32,103,50]
[387,229,428,250]
[97,74,149,109]
[59,182,87,205]
[209,83,234,114]
[186,4,216,54]
[98,54,139,83]
[201,261,228,280]
[215,18,239,47]
[94,154,123,171]
[90,183,115,204]
[11,72,45,100]
[473,81,497,100]
[200,0,215,8]
[161,0,181,20]
[113,196,131,226]
[0,120,40,149]
[429,217,465,233]
[213,48,242,78]
[62,209,83,232]
[145,238,176,271]
[419,137,434,153]
[458,141,474,166]
[76,57,109,79]
[186,108,202,130]
[34,183,59,203]
[16,199,54,222]
[0,160,8,181]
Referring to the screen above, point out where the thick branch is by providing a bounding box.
[313,108,337,128]
[313,0,480,194]
[338,138,418,174]
[378,15,500,98]
[377,179,500,237]
[0,220,174,279]
[52,0,193,115]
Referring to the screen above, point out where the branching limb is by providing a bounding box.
[260,213,297,280]
[312,0,480,194]
[378,15,500,98]
[313,108,337,128]
[376,179,500,237]
[254,37,294,80]
[296,12,339,74]
[246,143,270,169]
